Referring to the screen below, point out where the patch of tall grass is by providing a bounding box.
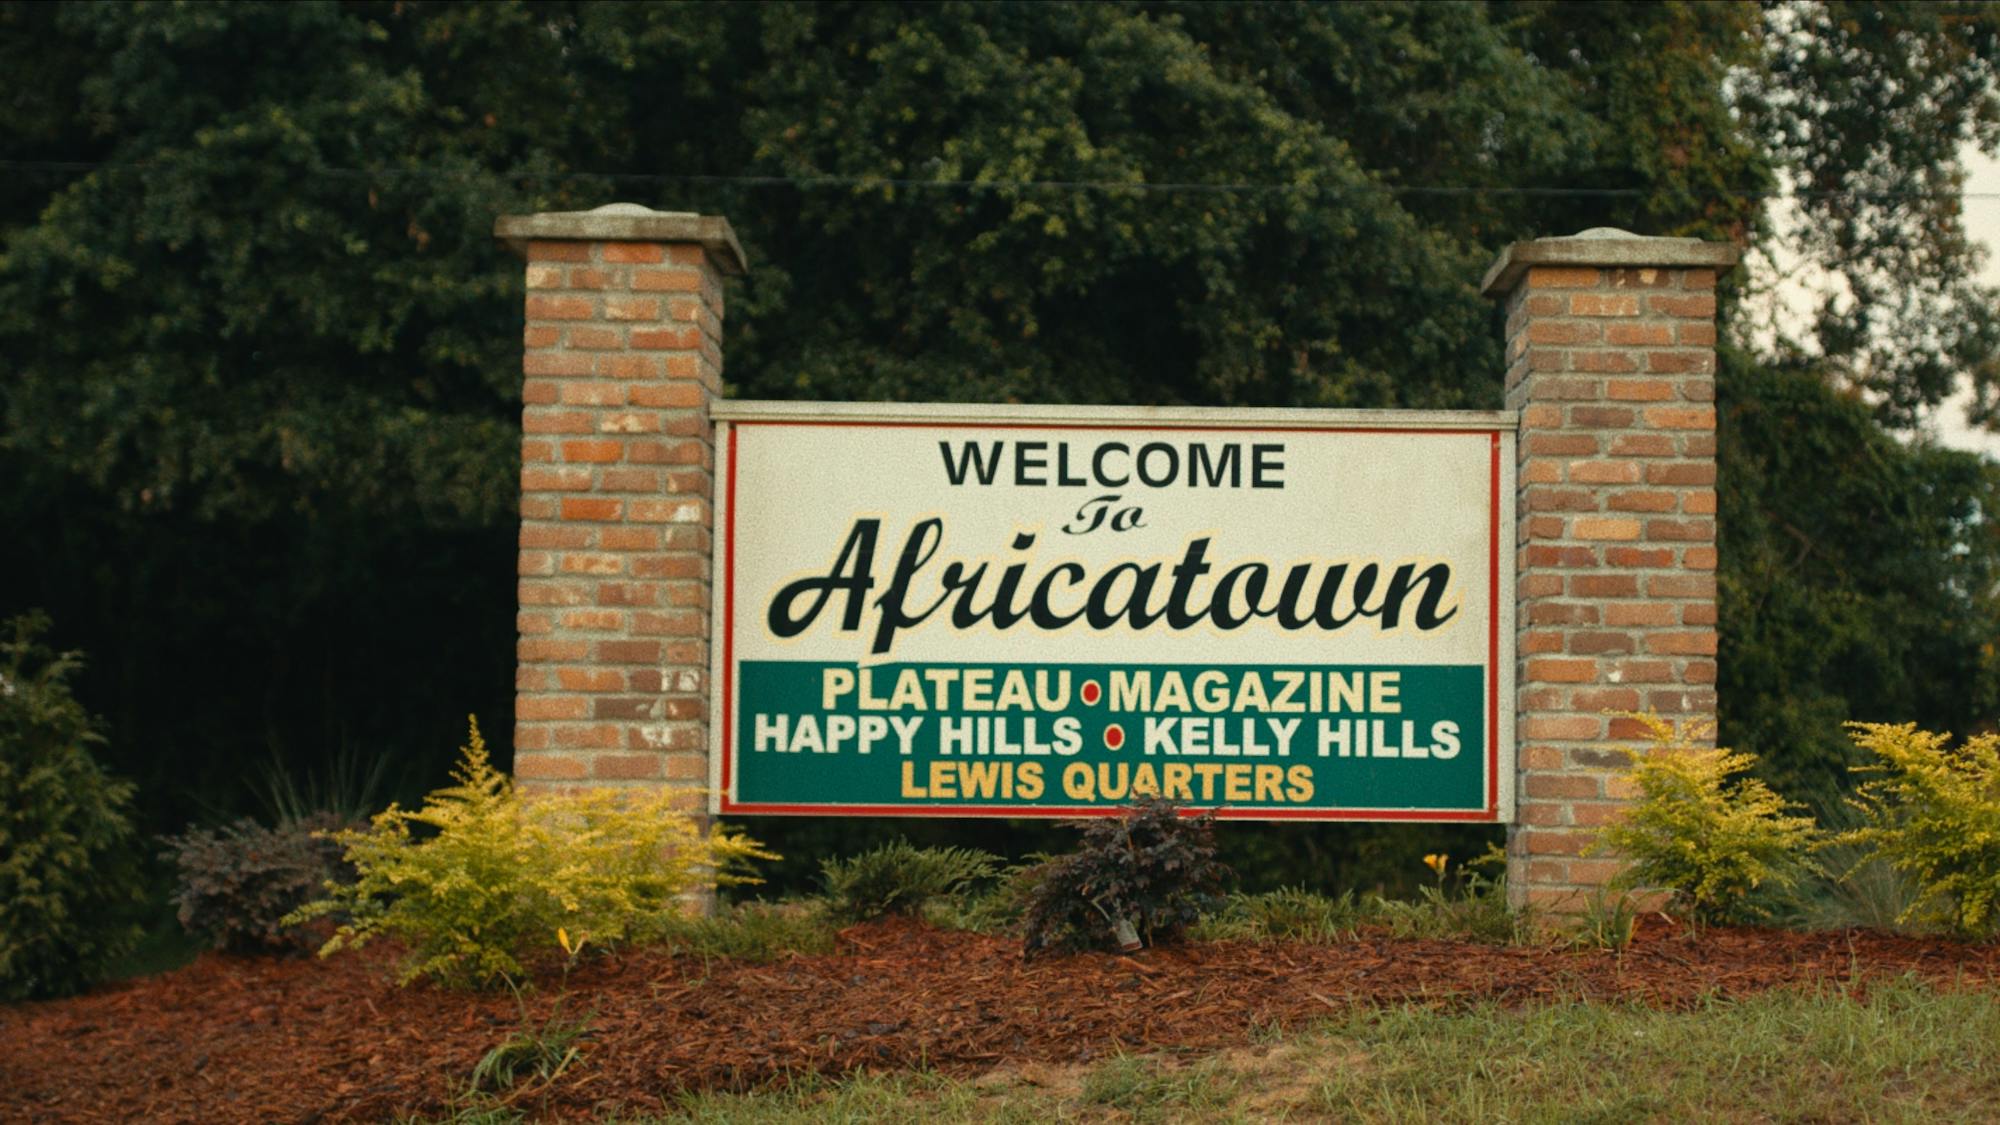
[666,978,2000,1123]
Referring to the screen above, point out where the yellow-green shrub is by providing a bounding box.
[1840,722,2000,936]
[288,718,775,987]
[1593,715,1817,922]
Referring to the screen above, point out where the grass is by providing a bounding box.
[1191,877,1525,947]
[670,1072,1034,1125]
[662,978,2000,1123]
[1308,979,2000,1122]
[1077,1053,1246,1119]
[1190,886,1365,944]
[644,901,838,962]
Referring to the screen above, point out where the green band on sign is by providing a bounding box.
[727,662,1487,817]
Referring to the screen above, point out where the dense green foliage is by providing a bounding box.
[0,614,145,1000]
[1,2,1998,888]
[289,720,776,987]
[1370,846,1524,942]
[1754,2,2000,427]
[162,812,354,953]
[1718,353,2000,796]
[1194,854,1522,945]
[647,902,838,962]
[1841,722,2000,936]
[1195,887,1366,944]
[819,841,1001,922]
[1594,715,1819,922]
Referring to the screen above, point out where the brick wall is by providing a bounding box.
[495,205,745,795]
[1482,230,1740,910]
[490,210,1736,910]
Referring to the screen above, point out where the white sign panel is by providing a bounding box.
[711,402,1514,821]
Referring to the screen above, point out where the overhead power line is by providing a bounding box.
[0,158,1995,201]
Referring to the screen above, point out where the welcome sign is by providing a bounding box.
[711,402,1515,822]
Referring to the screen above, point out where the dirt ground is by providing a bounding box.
[4,916,1999,1123]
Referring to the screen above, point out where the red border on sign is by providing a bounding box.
[721,422,738,802]
[718,420,1506,822]
[1489,430,1501,814]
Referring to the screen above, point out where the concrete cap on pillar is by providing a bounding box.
[494,202,748,275]
[1480,227,1739,298]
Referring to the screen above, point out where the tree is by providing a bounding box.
[0,1,575,826]
[1,1,1996,870]
[1750,0,2000,428]
[1719,349,2000,796]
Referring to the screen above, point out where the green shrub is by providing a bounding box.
[645,901,837,961]
[1021,800,1233,957]
[468,1000,591,1095]
[0,612,144,1000]
[1782,791,1926,933]
[288,717,777,987]
[1368,845,1525,943]
[820,840,1001,922]
[250,747,390,828]
[1194,887,1361,943]
[1195,854,1524,946]
[163,812,355,953]
[1564,890,1642,952]
[1840,722,2000,936]
[1592,714,1818,923]
[909,858,1051,935]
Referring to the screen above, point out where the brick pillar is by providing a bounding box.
[494,204,745,795]
[1481,229,1738,911]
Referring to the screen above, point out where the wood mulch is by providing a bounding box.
[4,916,1999,1123]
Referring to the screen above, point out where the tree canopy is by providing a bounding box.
[2,1,1997,882]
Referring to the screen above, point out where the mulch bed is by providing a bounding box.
[5,916,1999,1123]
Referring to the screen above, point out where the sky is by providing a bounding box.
[1932,146,2000,459]
[1750,143,2000,460]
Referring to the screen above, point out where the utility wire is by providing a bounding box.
[0,158,1995,201]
